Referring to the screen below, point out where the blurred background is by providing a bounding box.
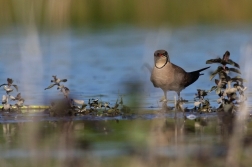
[0,1,252,167]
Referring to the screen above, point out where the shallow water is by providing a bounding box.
[0,25,251,109]
[0,114,251,167]
[0,25,252,166]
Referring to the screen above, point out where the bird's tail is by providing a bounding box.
[191,66,210,74]
[184,66,210,88]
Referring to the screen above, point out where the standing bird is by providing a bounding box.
[150,50,210,101]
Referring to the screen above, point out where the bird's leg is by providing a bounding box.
[163,90,168,102]
[177,92,181,101]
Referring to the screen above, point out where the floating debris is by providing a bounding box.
[186,114,197,120]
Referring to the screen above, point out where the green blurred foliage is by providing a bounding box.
[0,0,252,30]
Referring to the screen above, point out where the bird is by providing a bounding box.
[0,78,18,93]
[44,75,67,90]
[57,85,70,99]
[150,50,210,101]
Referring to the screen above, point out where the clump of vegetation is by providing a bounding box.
[193,51,247,114]
[207,51,246,113]
[45,75,132,117]
[0,78,25,112]
[193,89,212,113]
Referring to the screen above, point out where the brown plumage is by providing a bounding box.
[150,50,210,101]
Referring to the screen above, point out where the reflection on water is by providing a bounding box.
[0,113,251,166]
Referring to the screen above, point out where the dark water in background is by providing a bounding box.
[0,25,251,108]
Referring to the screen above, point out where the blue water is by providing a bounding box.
[0,25,251,108]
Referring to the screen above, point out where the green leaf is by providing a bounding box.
[206,58,222,64]
[227,59,240,68]
[228,68,241,74]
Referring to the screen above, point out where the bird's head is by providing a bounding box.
[154,50,170,69]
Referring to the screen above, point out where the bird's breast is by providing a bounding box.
[151,65,175,89]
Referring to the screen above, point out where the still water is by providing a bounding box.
[0,25,252,166]
[0,25,251,108]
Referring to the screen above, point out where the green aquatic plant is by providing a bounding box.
[206,50,247,113]
[193,89,212,113]
[0,78,25,112]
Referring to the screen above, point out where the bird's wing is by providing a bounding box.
[227,59,240,68]
[13,85,18,91]
[44,83,56,90]
[61,79,67,82]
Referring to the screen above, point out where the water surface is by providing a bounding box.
[1,25,251,109]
